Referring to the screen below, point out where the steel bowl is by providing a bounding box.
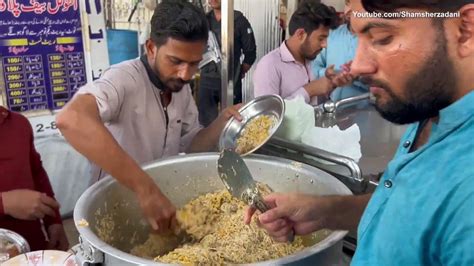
[219,94,285,156]
[0,229,30,263]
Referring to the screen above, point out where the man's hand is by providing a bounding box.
[303,78,334,97]
[188,104,243,153]
[241,63,252,79]
[209,103,243,135]
[215,104,243,124]
[135,179,176,234]
[245,193,371,242]
[325,62,357,88]
[47,224,69,251]
[2,189,60,220]
[244,193,329,242]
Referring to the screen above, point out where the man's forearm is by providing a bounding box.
[56,96,153,194]
[324,194,372,231]
[187,125,220,153]
[303,77,334,98]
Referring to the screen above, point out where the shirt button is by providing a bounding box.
[384,180,393,188]
[403,140,411,148]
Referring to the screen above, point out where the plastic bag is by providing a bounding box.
[275,95,315,142]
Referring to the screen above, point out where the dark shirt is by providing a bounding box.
[0,107,62,251]
[201,10,257,79]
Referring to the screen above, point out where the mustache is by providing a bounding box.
[359,76,392,91]
[169,78,191,85]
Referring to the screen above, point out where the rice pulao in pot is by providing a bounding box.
[74,153,352,265]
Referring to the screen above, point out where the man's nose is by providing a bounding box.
[321,39,328,49]
[351,42,377,77]
[177,64,194,81]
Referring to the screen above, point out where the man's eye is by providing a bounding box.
[170,58,181,65]
[373,36,393,46]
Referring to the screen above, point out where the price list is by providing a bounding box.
[0,0,87,112]
[48,52,86,109]
[3,55,49,112]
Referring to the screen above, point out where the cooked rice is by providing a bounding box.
[131,190,305,265]
[235,115,275,154]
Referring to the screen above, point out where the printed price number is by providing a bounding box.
[50,62,65,69]
[9,90,26,97]
[54,101,66,108]
[11,98,27,105]
[5,65,22,73]
[52,78,66,85]
[6,57,22,64]
[52,85,67,92]
[35,121,58,133]
[49,55,64,61]
[51,70,66,77]
[6,73,23,81]
[8,82,25,89]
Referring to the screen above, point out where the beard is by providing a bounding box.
[163,77,189,92]
[361,22,456,125]
[301,39,320,61]
[154,62,190,93]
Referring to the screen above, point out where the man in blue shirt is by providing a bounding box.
[311,0,369,101]
[245,0,474,265]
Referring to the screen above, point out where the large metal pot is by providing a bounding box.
[74,153,352,265]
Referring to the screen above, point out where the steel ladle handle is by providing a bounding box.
[251,194,296,243]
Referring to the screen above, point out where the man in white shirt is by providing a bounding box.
[57,1,240,233]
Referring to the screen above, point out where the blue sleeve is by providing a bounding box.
[439,183,474,266]
[311,48,328,79]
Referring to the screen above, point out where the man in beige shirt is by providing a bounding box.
[57,1,240,233]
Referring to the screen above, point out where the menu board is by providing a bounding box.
[0,0,87,112]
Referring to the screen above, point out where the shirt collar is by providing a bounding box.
[279,41,297,63]
[0,106,10,125]
[140,55,165,91]
[437,90,474,131]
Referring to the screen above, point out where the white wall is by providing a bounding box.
[321,0,345,12]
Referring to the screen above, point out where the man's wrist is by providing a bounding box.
[324,77,336,91]
[129,170,155,195]
[316,195,353,230]
[304,78,336,97]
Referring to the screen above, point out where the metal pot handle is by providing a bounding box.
[267,137,367,191]
[73,236,104,266]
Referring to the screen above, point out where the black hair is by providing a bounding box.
[150,0,209,47]
[361,0,471,13]
[289,1,339,36]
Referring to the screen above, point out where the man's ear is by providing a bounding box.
[145,39,156,58]
[294,28,307,41]
[458,4,474,57]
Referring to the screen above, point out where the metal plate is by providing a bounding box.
[218,94,285,156]
[3,250,78,266]
[0,228,30,263]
